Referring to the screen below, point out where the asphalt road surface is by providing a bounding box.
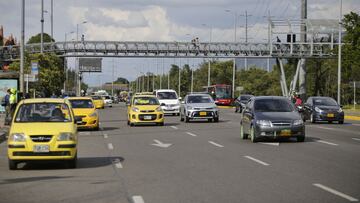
[0,103,359,203]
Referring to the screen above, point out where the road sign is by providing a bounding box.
[31,62,39,75]
[79,58,102,72]
[236,86,244,91]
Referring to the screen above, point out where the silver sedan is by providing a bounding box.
[180,94,219,123]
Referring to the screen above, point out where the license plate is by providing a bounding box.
[144,116,152,120]
[33,145,49,153]
[280,130,291,136]
[327,113,334,118]
[199,112,207,116]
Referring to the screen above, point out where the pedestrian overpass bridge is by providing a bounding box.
[0,40,337,61]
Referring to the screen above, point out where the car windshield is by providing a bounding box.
[240,95,252,101]
[133,97,160,105]
[157,92,177,100]
[187,95,213,103]
[215,86,231,99]
[70,99,94,108]
[313,98,338,106]
[103,96,111,100]
[92,96,101,100]
[254,99,294,112]
[15,102,72,123]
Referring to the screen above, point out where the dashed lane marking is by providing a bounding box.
[170,126,178,130]
[260,142,280,146]
[316,140,338,146]
[113,158,123,169]
[208,141,224,148]
[352,138,360,141]
[79,132,91,136]
[186,132,197,137]
[107,143,114,150]
[132,196,145,203]
[313,183,359,202]
[244,155,270,166]
[103,134,108,139]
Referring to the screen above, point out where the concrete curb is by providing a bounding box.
[345,115,360,121]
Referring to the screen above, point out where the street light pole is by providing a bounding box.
[20,0,25,93]
[202,24,212,87]
[337,0,342,105]
[226,9,237,98]
[64,31,74,92]
[40,0,44,53]
[51,0,53,40]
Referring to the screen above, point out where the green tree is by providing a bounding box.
[27,33,54,44]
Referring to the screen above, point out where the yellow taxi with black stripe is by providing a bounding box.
[127,94,164,126]
[91,95,105,109]
[67,97,99,130]
[7,98,79,170]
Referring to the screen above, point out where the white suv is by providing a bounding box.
[155,89,180,116]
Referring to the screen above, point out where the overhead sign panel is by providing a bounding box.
[79,58,102,72]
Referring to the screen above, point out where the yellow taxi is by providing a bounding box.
[67,97,99,131]
[91,95,105,109]
[128,94,164,126]
[7,98,79,170]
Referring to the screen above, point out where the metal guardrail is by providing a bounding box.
[0,40,337,61]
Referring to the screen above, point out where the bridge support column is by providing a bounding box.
[276,58,288,97]
[299,58,306,99]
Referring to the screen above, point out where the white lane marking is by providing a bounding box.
[170,126,178,130]
[107,143,114,150]
[317,126,335,130]
[186,132,197,137]
[260,142,280,146]
[208,141,224,148]
[79,132,91,135]
[352,138,360,141]
[132,196,145,203]
[103,134,108,139]
[113,159,123,169]
[313,183,359,202]
[244,156,270,166]
[316,140,338,146]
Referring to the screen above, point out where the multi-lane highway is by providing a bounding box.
[0,103,359,203]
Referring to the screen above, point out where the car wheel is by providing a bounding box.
[8,159,17,170]
[130,122,134,127]
[185,116,190,123]
[297,136,305,142]
[94,125,99,131]
[339,120,344,124]
[158,122,164,126]
[310,113,316,123]
[67,154,77,169]
[328,121,333,124]
[214,117,219,122]
[240,124,248,140]
[180,113,184,121]
[127,120,130,125]
[208,118,213,122]
[250,126,258,143]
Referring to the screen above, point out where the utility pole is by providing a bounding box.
[337,0,342,104]
[112,58,114,96]
[51,0,53,40]
[240,10,252,70]
[20,0,25,93]
[40,0,44,53]
[299,0,307,99]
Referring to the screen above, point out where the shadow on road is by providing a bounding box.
[101,127,120,131]
[11,156,124,170]
[0,176,73,185]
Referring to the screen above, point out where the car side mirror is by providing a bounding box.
[340,105,343,108]
[74,116,83,124]
[160,103,166,106]
[178,97,182,101]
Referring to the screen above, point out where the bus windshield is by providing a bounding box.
[215,86,231,99]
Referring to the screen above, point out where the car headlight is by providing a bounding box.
[89,112,98,117]
[131,107,139,112]
[256,120,272,127]
[9,133,26,142]
[293,119,304,126]
[187,106,193,110]
[315,107,322,112]
[156,107,163,112]
[338,108,343,113]
[57,132,75,141]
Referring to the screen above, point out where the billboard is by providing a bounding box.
[0,79,18,113]
[79,58,102,72]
